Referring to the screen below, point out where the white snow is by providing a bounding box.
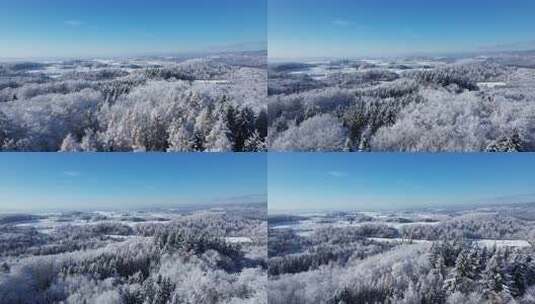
[476,239,531,248]
[368,237,532,248]
[368,237,430,244]
[477,82,507,88]
[225,237,253,244]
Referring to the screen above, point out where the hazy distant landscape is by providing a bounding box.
[269,203,535,303]
[268,51,535,152]
[0,51,267,152]
[0,203,267,304]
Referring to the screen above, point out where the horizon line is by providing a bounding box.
[267,47,535,63]
[0,43,268,61]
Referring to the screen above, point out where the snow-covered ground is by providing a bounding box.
[12,211,173,234]
[271,215,439,231]
[6,208,262,247]
[369,237,532,248]
[477,81,507,88]
[225,237,253,244]
[476,239,532,248]
[270,209,534,248]
[284,58,442,80]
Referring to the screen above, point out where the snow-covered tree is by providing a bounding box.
[483,251,511,301]
[271,114,347,152]
[80,129,99,152]
[244,131,266,152]
[60,133,81,152]
[167,121,195,152]
[205,114,232,152]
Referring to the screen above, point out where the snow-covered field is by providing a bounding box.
[477,81,507,88]
[271,215,440,238]
[13,211,171,233]
[369,237,532,248]
[269,207,535,247]
[284,59,439,80]
[225,236,254,244]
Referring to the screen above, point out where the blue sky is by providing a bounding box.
[269,0,535,59]
[0,0,266,58]
[0,153,266,212]
[269,153,535,211]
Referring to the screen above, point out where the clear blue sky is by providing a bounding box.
[269,0,535,59]
[269,153,535,211]
[0,0,266,58]
[0,153,266,212]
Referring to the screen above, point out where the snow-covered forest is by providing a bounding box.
[268,204,535,303]
[0,203,267,304]
[5,49,535,152]
[0,51,267,152]
[268,51,535,152]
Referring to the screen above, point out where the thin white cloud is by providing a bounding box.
[328,171,348,178]
[64,20,84,27]
[63,170,81,177]
[332,19,354,27]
